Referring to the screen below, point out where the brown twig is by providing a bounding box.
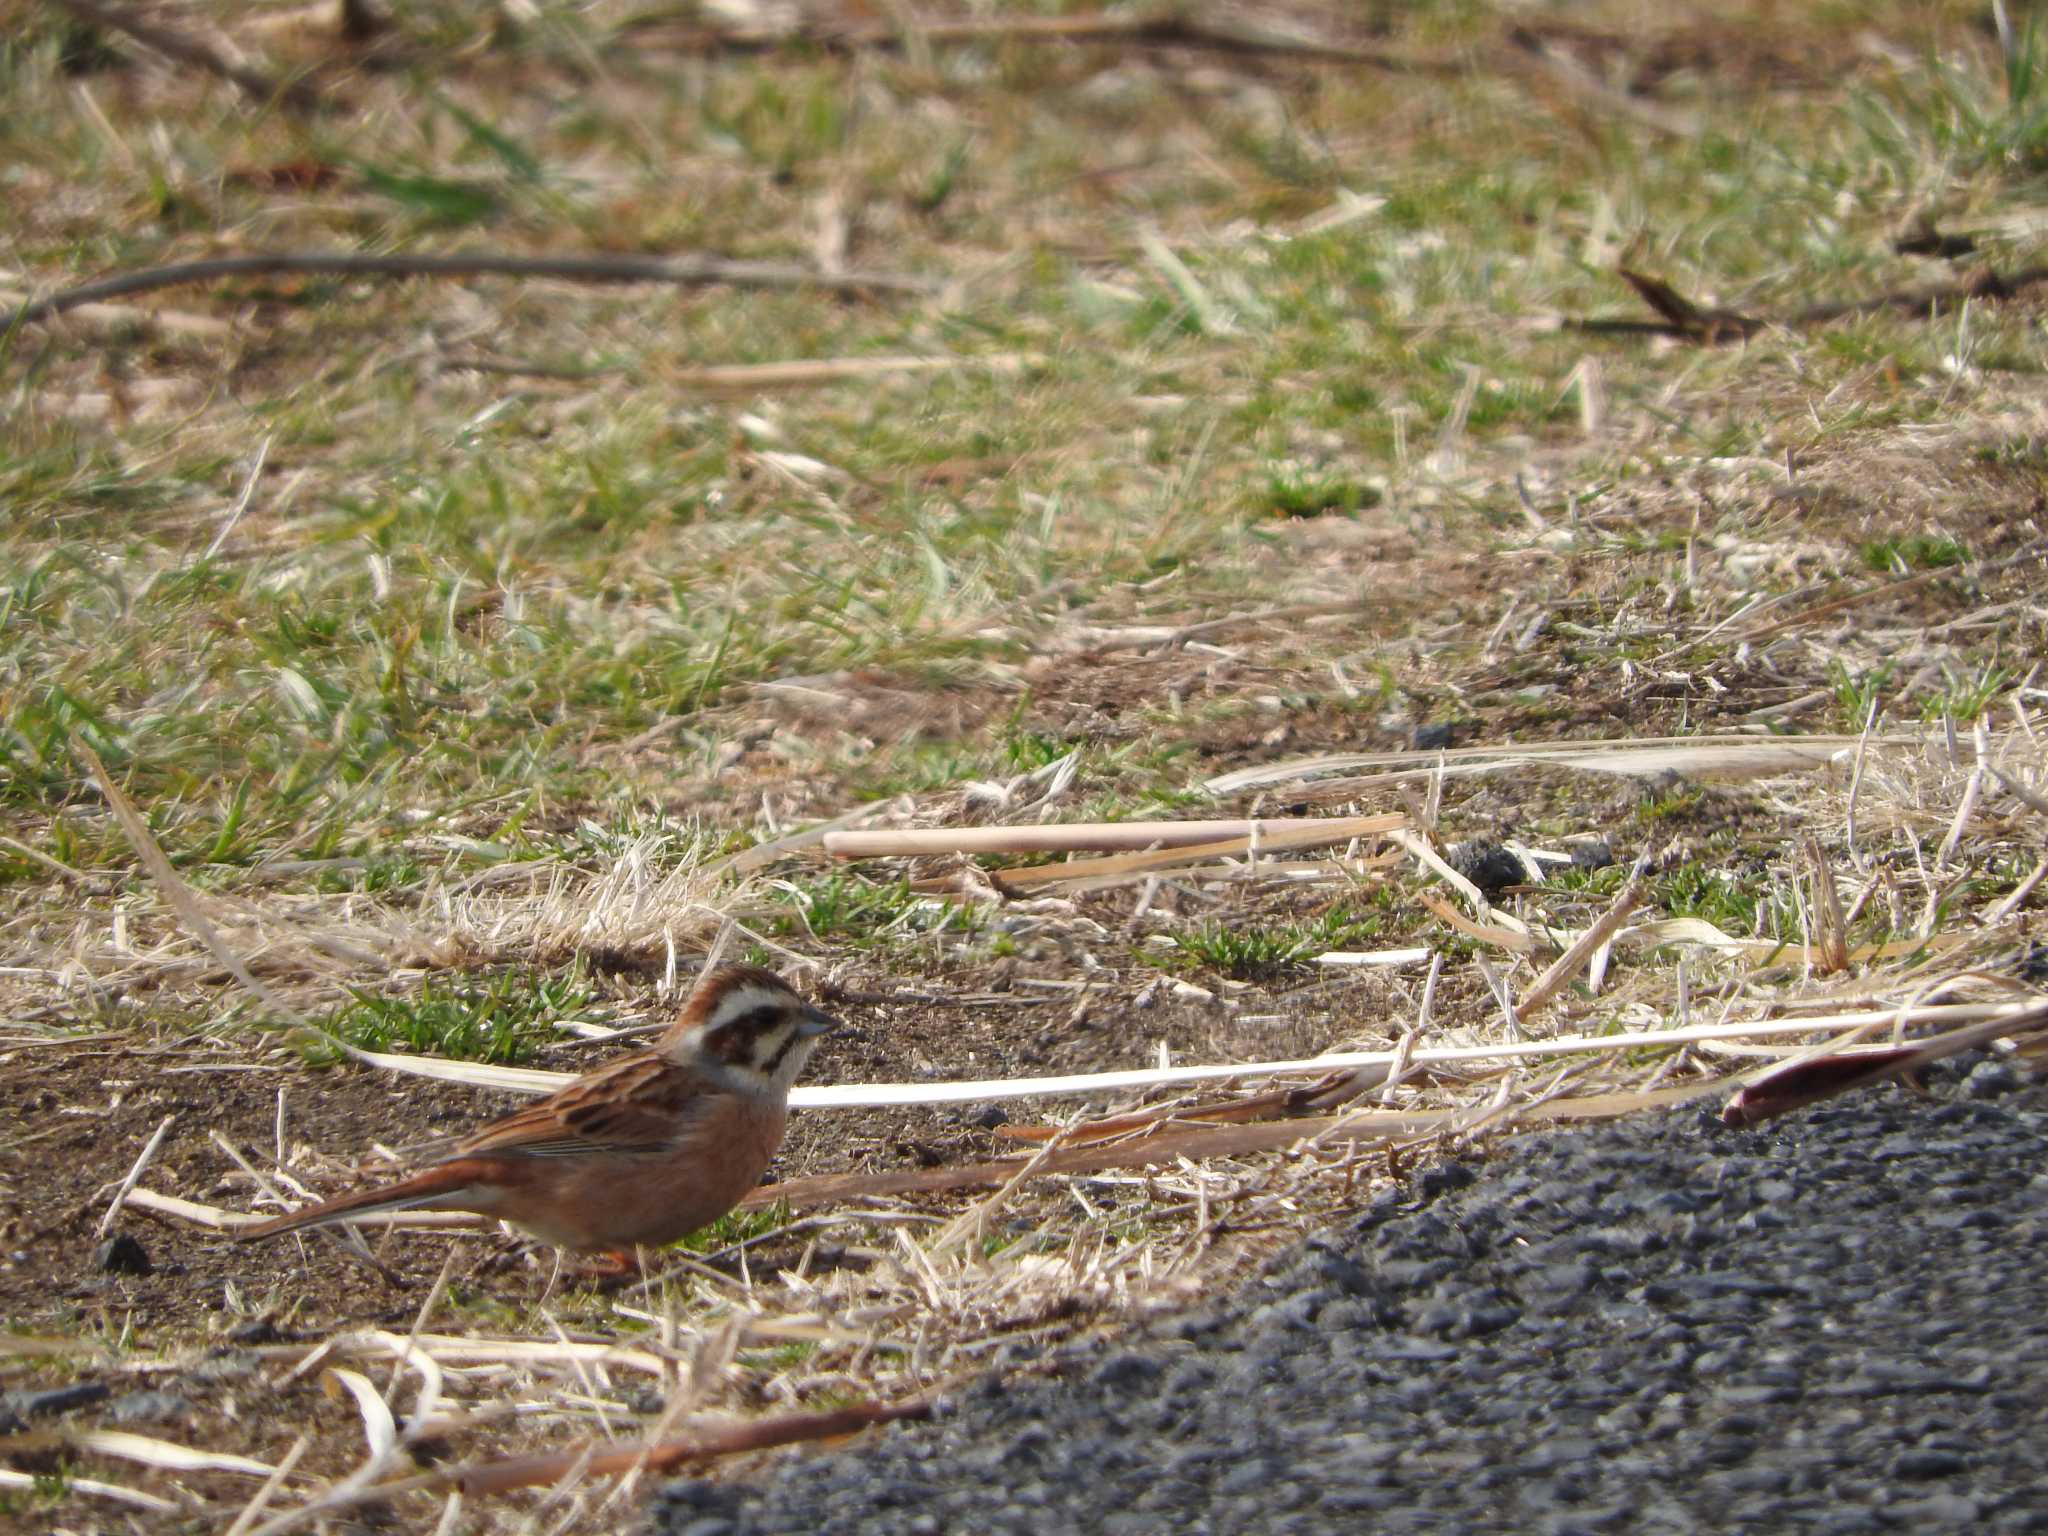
[744,1084,1722,1208]
[1721,999,2048,1127]
[1574,262,2048,344]
[1613,266,1761,340]
[1517,880,1646,1017]
[989,813,1407,891]
[622,10,1459,73]
[50,0,326,114]
[452,1396,937,1496]
[11,251,935,330]
[995,1067,1388,1146]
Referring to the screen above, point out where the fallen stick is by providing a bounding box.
[452,1396,936,1495]
[1313,947,1434,968]
[334,998,2048,1110]
[12,251,934,330]
[627,11,1458,73]
[1573,262,2048,343]
[97,1114,177,1237]
[747,1080,1727,1207]
[1721,998,2048,1127]
[990,814,1407,889]
[125,1187,482,1232]
[441,353,1038,389]
[670,352,1035,391]
[824,815,1403,859]
[1206,733,1879,796]
[1517,880,1644,1016]
[1418,890,1535,953]
[995,1067,1390,1145]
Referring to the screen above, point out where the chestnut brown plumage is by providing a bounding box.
[235,965,835,1255]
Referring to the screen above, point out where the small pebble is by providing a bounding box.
[1569,840,1616,872]
[1963,1060,2021,1099]
[1891,1449,1969,1479]
[187,1349,264,1383]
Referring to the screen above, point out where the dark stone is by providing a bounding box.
[1447,839,1524,895]
[1416,1161,1478,1201]
[94,1233,151,1276]
[1964,1061,2022,1099]
[2,1382,109,1420]
[1090,1353,1163,1394]
[1892,1449,1970,1479]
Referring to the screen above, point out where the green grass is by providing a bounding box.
[0,1467,71,1518]
[1652,862,1774,936]
[770,873,986,947]
[3,9,2028,869]
[1148,906,1392,979]
[1830,661,1895,732]
[1919,663,2013,723]
[314,968,598,1064]
[679,1200,792,1255]
[1861,535,1969,574]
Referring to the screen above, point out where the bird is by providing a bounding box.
[234,964,837,1264]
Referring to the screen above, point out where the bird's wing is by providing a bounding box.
[454,1051,710,1160]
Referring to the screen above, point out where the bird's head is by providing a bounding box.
[676,964,838,1092]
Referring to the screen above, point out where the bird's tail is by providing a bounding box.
[234,1165,477,1242]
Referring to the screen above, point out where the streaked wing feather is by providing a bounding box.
[455,1052,708,1159]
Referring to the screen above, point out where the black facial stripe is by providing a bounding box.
[708,1003,788,1064]
[760,1029,803,1076]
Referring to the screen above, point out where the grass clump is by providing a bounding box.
[679,1200,792,1255]
[1861,535,1968,573]
[316,969,596,1064]
[1258,464,1383,520]
[772,874,983,946]
[1149,907,1389,979]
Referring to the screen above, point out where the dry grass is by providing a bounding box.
[3,0,2047,1528]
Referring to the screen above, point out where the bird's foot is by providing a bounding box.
[569,1247,643,1283]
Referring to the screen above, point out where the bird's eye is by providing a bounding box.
[706,1003,787,1063]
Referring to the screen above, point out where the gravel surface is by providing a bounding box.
[654,1061,2048,1536]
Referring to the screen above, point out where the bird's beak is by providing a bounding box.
[798,1006,840,1039]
